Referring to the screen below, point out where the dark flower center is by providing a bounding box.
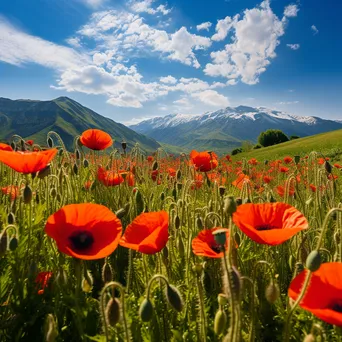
[69,231,94,252]
[331,301,342,313]
[255,224,276,231]
[210,243,224,253]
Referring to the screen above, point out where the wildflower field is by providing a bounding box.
[1,129,342,342]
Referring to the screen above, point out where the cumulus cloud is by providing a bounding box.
[160,75,178,84]
[78,0,107,8]
[311,25,319,35]
[130,0,171,15]
[204,0,298,85]
[277,101,299,105]
[0,17,88,69]
[191,90,230,107]
[196,21,212,31]
[287,43,300,50]
[284,4,299,17]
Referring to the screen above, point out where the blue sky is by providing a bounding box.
[0,0,341,124]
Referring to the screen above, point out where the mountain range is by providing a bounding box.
[130,106,342,154]
[0,97,160,152]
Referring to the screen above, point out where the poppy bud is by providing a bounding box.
[75,149,81,160]
[214,309,227,335]
[264,160,268,165]
[174,215,181,229]
[192,263,203,276]
[235,198,242,206]
[294,155,300,164]
[135,190,144,215]
[139,298,154,322]
[105,298,121,327]
[102,262,113,283]
[83,159,89,168]
[0,232,8,257]
[121,141,127,150]
[223,196,237,215]
[7,212,15,225]
[165,284,183,312]
[50,188,57,198]
[163,246,169,259]
[36,192,40,204]
[82,271,93,293]
[196,216,204,230]
[160,192,165,201]
[44,314,58,342]
[234,232,240,246]
[324,161,332,174]
[306,196,314,206]
[152,161,158,170]
[176,169,181,180]
[9,235,18,251]
[265,281,280,304]
[10,142,16,150]
[178,236,185,258]
[219,186,226,196]
[172,188,177,200]
[218,293,228,306]
[20,139,26,152]
[115,208,126,219]
[23,185,32,204]
[73,163,78,175]
[303,334,315,342]
[306,250,321,272]
[269,194,276,203]
[295,262,304,275]
[243,198,251,204]
[58,148,63,157]
[47,137,54,148]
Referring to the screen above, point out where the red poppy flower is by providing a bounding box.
[0,149,57,174]
[248,158,258,165]
[119,171,135,186]
[1,185,20,201]
[190,150,218,172]
[97,167,124,186]
[276,183,295,197]
[232,203,308,245]
[119,211,168,254]
[192,228,232,258]
[283,156,293,164]
[168,168,177,178]
[191,174,204,190]
[36,272,53,295]
[45,203,122,260]
[289,263,342,326]
[280,167,289,173]
[225,154,232,162]
[263,175,273,184]
[147,156,154,162]
[151,169,159,182]
[84,180,93,190]
[309,184,317,192]
[26,140,34,146]
[80,129,112,151]
[0,143,13,151]
[232,173,250,190]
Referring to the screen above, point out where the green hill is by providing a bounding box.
[0,96,161,153]
[236,129,342,161]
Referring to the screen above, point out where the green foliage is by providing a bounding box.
[258,129,289,147]
[290,135,300,140]
[231,147,243,155]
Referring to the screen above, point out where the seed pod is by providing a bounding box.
[139,298,154,322]
[9,235,18,251]
[0,232,8,257]
[135,190,144,215]
[217,293,228,306]
[102,262,113,283]
[165,284,183,312]
[214,309,227,335]
[83,159,89,168]
[306,250,321,272]
[105,298,121,327]
[47,137,54,148]
[7,212,15,225]
[265,281,280,304]
[223,196,237,215]
[115,208,126,219]
[213,229,227,246]
[23,185,32,204]
[73,163,78,175]
[174,215,181,229]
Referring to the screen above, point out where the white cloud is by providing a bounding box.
[211,15,239,41]
[276,101,299,105]
[0,17,88,70]
[160,75,178,84]
[204,0,297,85]
[287,43,300,50]
[66,37,82,48]
[311,25,319,35]
[191,90,230,107]
[196,21,212,31]
[130,0,171,15]
[284,4,299,18]
[78,0,107,8]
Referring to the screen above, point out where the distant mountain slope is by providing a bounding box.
[0,97,161,152]
[130,106,342,154]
